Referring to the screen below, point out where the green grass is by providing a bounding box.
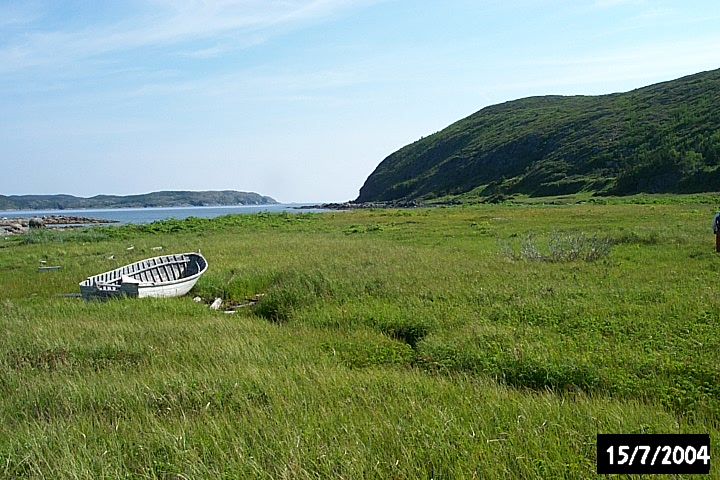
[2,203,720,478]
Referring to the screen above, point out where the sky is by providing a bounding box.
[2,0,720,203]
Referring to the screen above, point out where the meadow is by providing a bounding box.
[1,200,719,478]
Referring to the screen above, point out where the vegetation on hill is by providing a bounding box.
[357,68,720,202]
[0,190,277,211]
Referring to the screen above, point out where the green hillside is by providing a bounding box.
[357,69,720,202]
[0,190,277,211]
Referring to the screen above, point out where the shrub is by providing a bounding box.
[501,230,613,262]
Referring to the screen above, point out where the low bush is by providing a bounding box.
[500,230,613,262]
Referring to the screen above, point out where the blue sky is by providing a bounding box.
[2,0,720,203]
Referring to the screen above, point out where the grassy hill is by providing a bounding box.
[0,190,277,211]
[357,68,720,202]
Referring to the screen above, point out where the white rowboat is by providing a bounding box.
[80,252,208,300]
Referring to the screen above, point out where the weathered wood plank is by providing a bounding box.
[38,266,61,272]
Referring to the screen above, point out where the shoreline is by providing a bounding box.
[0,215,117,235]
[295,200,427,210]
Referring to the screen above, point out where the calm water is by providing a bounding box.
[0,204,325,225]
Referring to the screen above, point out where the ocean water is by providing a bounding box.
[0,204,325,225]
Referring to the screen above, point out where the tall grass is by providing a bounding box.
[1,203,719,477]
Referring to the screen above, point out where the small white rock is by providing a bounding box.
[210,298,222,310]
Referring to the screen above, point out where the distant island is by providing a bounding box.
[0,190,278,211]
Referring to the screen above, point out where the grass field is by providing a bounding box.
[2,201,720,478]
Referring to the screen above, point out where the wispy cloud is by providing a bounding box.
[592,0,646,8]
[492,34,720,97]
[0,2,44,28]
[0,0,385,73]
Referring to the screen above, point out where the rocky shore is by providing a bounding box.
[0,215,117,235]
[297,200,426,210]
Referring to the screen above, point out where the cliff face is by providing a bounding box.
[357,69,720,202]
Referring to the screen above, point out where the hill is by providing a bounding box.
[0,190,278,211]
[356,69,720,202]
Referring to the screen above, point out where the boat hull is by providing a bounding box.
[135,277,201,298]
[79,252,208,300]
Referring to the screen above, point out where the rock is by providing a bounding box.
[9,223,26,234]
[210,298,222,310]
[29,217,44,229]
[0,215,117,227]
